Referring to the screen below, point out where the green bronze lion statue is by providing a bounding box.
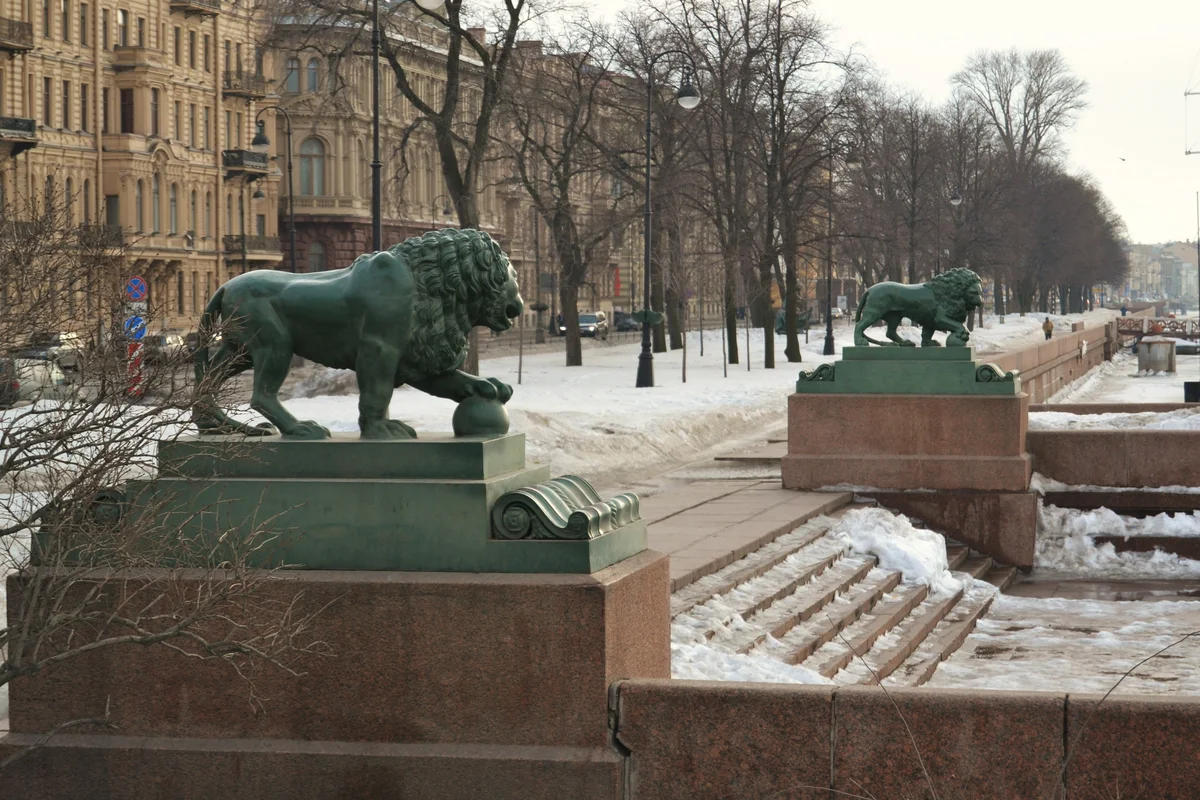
[853,268,983,347]
[193,228,524,439]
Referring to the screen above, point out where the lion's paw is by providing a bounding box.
[486,377,513,404]
[361,419,417,440]
[283,420,332,440]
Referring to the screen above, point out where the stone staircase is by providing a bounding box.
[672,512,1016,688]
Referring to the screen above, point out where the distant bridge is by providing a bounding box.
[1116,316,1200,340]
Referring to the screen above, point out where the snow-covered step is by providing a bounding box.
[753,567,902,665]
[958,554,994,580]
[947,544,969,571]
[983,565,1019,592]
[886,584,999,687]
[710,556,875,655]
[834,583,966,685]
[802,583,930,679]
[670,521,835,618]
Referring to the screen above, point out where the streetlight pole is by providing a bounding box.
[824,147,836,356]
[635,51,700,389]
[533,210,545,344]
[251,108,296,274]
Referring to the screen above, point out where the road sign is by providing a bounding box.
[837,295,848,311]
[125,276,148,301]
[538,274,557,292]
[124,301,147,314]
[124,316,147,340]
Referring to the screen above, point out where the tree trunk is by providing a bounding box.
[724,255,739,365]
[782,251,801,363]
[560,282,582,367]
[666,225,684,350]
[995,276,1006,317]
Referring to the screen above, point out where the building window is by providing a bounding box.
[151,174,160,232]
[191,271,198,313]
[79,2,86,45]
[119,87,133,133]
[188,103,195,147]
[205,272,212,303]
[41,0,48,38]
[236,42,243,74]
[41,77,50,125]
[202,106,209,149]
[44,175,53,214]
[203,33,210,71]
[237,194,244,233]
[136,16,143,47]
[173,101,180,139]
[169,183,177,233]
[224,110,230,147]
[308,241,325,272]
[223,39,230,73]
[101,87,108,133]
[189,189,196,233]
[173,26,180,65]
[149,88,158,136]
[205,191,212,237]
[306,58,319,92]
[60,0,68,41]
[80,84,88,132]
[299,137,325,195]
[100,8,106,48]
[82,179,90,223]
[116,9,127,46]
[188,30,195,69]
[225,192,231,235]
[135,179,144,231]
[284,57,299,93]
[176,271,183,313]
[64,178,73,223]
[254,46,263,76]
[60,80,69,129]
[236,111,242,147]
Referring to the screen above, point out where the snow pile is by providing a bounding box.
[1029,407,1200,432]
[1036,502,1200,579]
[671,641,831,684]
[829,507,961,594]
[1031,471,1200,496]
[1045,354,1129,404]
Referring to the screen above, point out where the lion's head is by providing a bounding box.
[390,229,524,375]
[927,267,983,323]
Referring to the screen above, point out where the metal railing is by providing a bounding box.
[0,17,33,49]
[0,116,36,137]
[221,149,269,171]
[76,224,125,248]
[222,73,267,96]
[169,0,219,10]
[223,233,282,253]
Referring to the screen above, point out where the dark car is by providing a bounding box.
[559,312,609,340]
[614,312,639,332]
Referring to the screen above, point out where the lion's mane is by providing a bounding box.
[927,267,980,323]
[388,228,514,377]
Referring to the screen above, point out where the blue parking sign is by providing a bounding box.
[124,315,146,340]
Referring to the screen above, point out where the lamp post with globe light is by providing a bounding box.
[372,0,444,251]
[635,52,701,389]
[251,107,296,274]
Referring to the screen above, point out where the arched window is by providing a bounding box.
[190,190,197,233]
[307,240,325,272]
[299,137,325,195]
[151,174,161,232]
[82,178,90,223]
[135,179,144,232]
[284,57,300,93]
[169,183,178,233]
[237,193,244,233]
[64,177,73,225]
[306,58,320,92]
[205,191,212,237]
[44,175,54,214]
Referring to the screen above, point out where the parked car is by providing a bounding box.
[614,312,639,332]
[14,331,84,372]
[559,312,609,340]
[0,358,69,408]
[142,331,188,364]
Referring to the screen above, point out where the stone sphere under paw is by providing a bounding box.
[452,396,510,437]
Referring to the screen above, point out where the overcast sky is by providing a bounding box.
[592,0,1200,245]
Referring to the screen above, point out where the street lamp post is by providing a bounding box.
[635,51,700,389]
[372,0,442,252]
[430,194,452,231]
[533,210,545,344]
[251,108,297,273]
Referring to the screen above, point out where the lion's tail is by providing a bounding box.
[193,285,225,385]
[191,286,267,436]
[855,290,868,322]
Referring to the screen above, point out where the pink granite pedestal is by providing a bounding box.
[1,551,670,800]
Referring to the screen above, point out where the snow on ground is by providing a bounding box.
[1047,350,1200,406]
[830,507,961,594]
[928,594,1200,694]
[1036,502,1200,580]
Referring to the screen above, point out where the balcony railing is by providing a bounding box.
[169,0,219,15]
[224,234,282,254]
[112,45,167,70]
[0,17,33,52]
[222,149,270,179]
[77,224,126,249]
[0,116,37,157]
[222,73,268,99]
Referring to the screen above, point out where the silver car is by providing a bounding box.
[0,358,69,408]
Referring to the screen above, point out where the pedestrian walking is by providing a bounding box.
[1042,317,1054,340]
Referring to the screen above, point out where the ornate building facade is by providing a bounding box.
[0,0,280,330]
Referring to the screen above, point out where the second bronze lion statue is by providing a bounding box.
[193,228,524,439]
[853,268,983,347]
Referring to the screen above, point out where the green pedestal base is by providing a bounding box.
[39,433,647,574]
[797,346,1021,395]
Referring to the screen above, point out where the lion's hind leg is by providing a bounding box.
[249,337,330,440]
[885,313,914,346]
[853,306,882,346]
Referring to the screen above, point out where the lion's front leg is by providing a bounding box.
[935,310,970,347]
[411,370,513,404]
[356,338,412,440]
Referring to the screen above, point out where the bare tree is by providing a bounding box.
[0,194,326,762]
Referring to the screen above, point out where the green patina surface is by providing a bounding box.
[797,346,1020,395]
[39,433,646,574]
